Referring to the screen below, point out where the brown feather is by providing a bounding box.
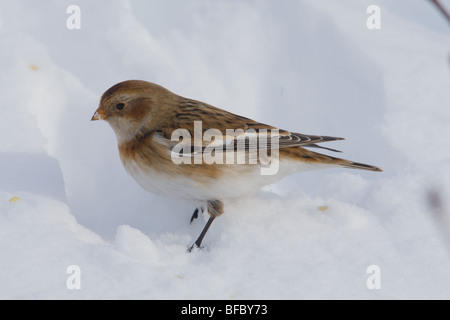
[98,80,382,173]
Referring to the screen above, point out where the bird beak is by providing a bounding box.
[91,108,104,121]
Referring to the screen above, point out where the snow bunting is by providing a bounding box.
[92,80,382,250]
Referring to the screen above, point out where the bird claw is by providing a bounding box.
[189,208,199,224]
[186,242,202,253]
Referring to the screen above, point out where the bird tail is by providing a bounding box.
[285,146,383,172]
[334,158,383,172]
[314,151,383,172]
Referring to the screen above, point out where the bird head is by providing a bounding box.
[92,80,173,144]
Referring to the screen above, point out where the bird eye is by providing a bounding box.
[116,103,125,110]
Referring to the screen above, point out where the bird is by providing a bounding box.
[91,80,382,251]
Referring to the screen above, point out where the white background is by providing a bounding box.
[1,0,450,299]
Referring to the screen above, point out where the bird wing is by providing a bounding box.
[152,98,344,156]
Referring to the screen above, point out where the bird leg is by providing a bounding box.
[187,216,215,252]
[187,200,223,252]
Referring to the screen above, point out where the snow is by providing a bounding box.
[1,0,450,299]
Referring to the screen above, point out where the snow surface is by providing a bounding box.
[1,0,450,299]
